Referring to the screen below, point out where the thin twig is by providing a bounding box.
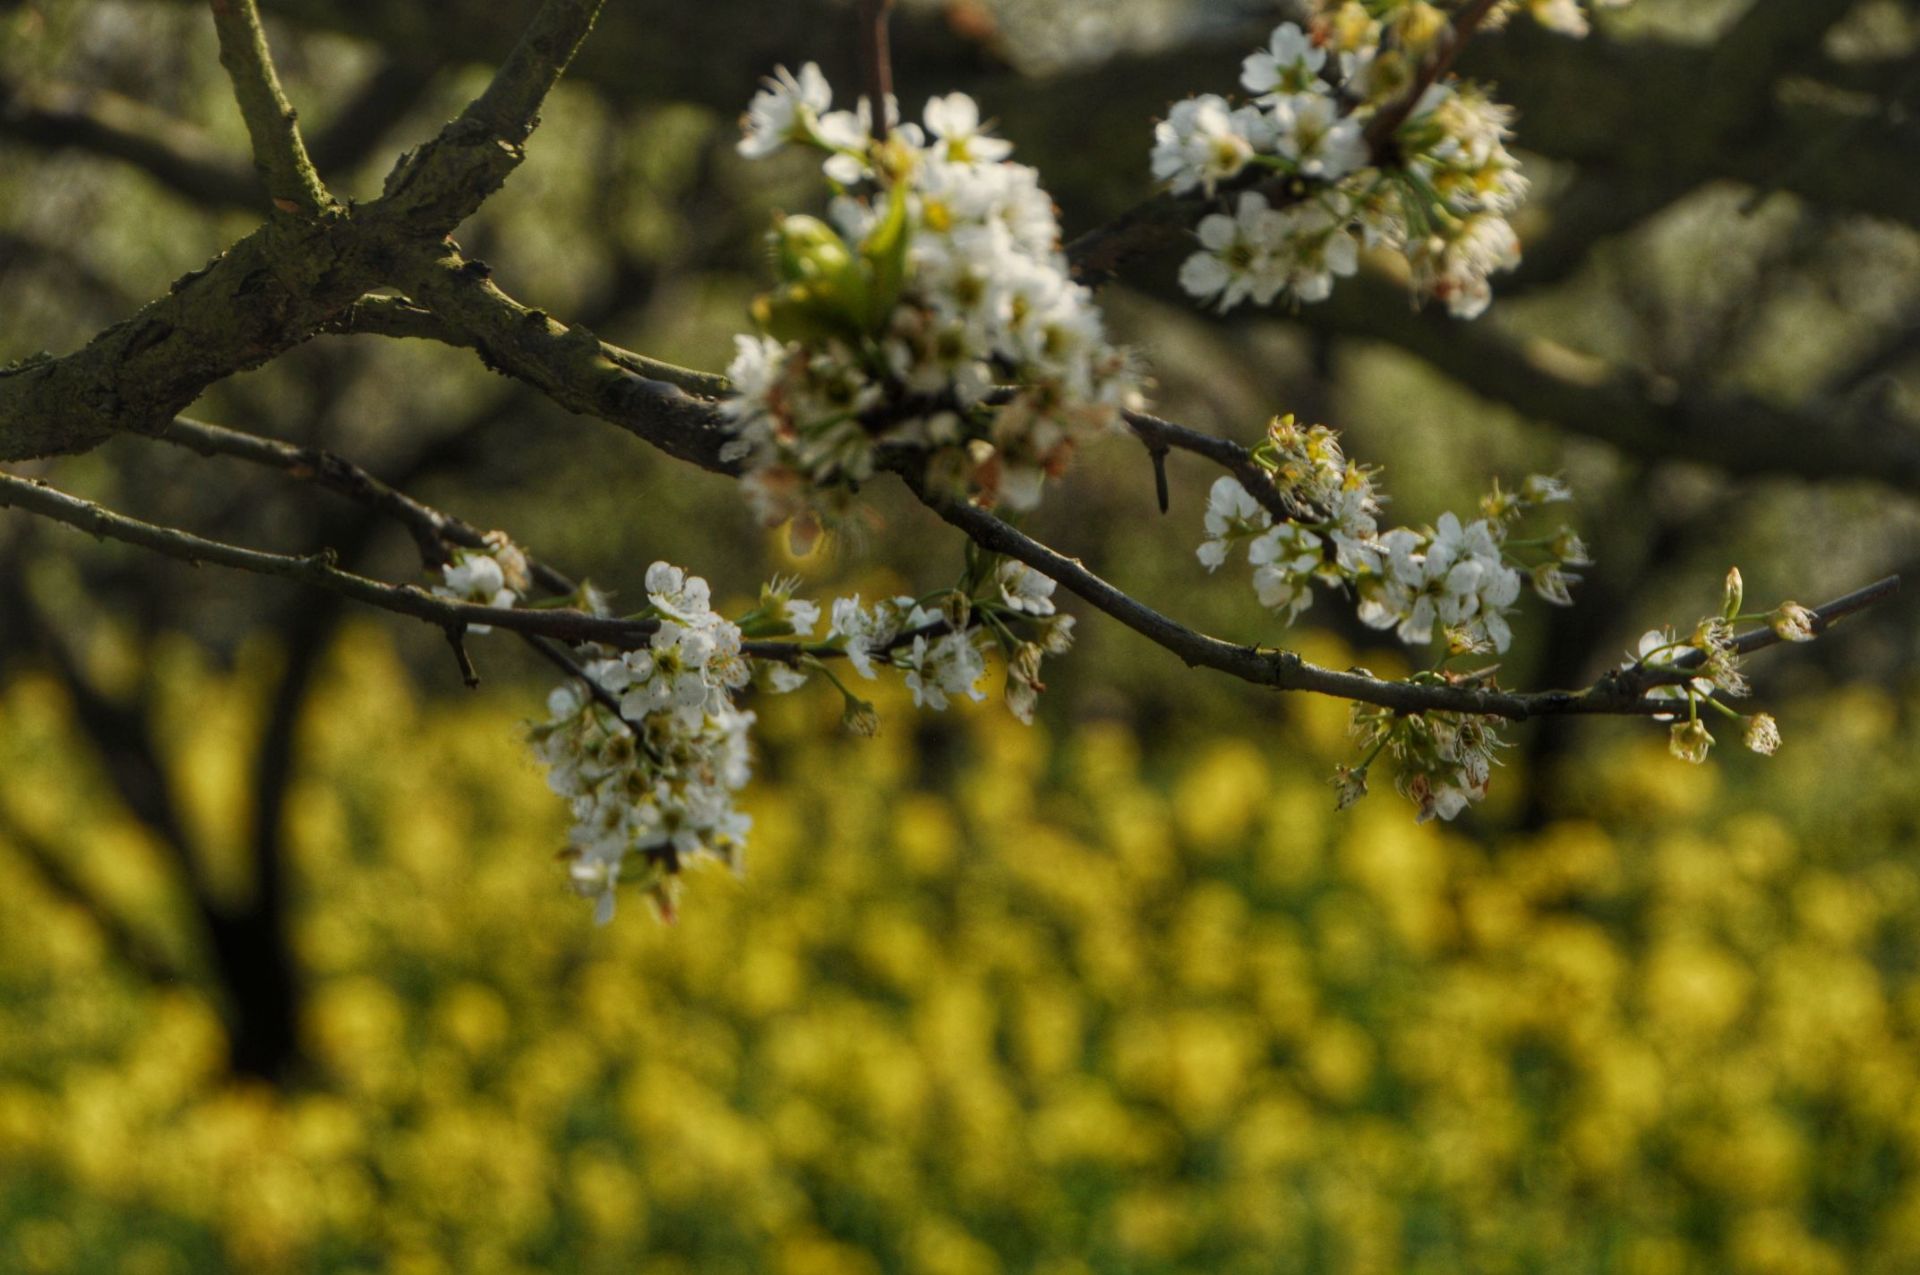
[860,0,896,140]
[0,465,897,667]
[444,625,482,688]
[1124,408,1304,522]
[157,415,577,595]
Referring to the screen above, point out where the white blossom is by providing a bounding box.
[1198,475,1272,570]
[922,92,1013,165]
[1268,93,1367,181]
[1240,23,1327,98]
[738,62,833,159]
[1157,16,1555,321]
[1152,95,1258,195]
[434,538,529,634]
[996,560,1057,616]
[900,631,988,710]
[1179,192,1288,312]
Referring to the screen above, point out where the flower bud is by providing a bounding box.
[940,590,972,632]
[841,693,880,737]
[1520,474,1572,505]
[1531,563,1575,606]
[1722,566,1743,621]
[1770,602,1817,642]
[1395,2,1449,53]
[1038,613,1077,656]
[1669,718,1713,765]
[1549,527,1593,567]
[1332,765,1369,811]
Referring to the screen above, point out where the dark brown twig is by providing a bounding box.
[860,0,896,141]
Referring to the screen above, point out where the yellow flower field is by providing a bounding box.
[3,627,1918,1273]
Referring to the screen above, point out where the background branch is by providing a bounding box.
[0,73,259,209]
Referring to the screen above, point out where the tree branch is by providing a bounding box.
[371,0,606,235]
[1122,407,1302,522]
[208,0,330,212]
[396,252,737,470]
[0,0,613,463]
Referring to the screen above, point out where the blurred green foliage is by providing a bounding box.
[4,624,1919,1273]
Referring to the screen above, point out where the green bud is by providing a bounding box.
[756,215,873,341]
[1770,602,1817,642]
[841,692,880,737]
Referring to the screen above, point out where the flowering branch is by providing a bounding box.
[896,457,1897,722]
[0,470,655,647]
[4,0,1907,917]
[144,417,952,674]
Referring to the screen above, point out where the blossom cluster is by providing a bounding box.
[528,557,1076,923]
[1198,415,1585,655]
[775,559,1074,726]
[726,65,1139,538]
[532,562,758,925]
[1619,568,1816,766]
[1348,699,1505,823]
[1155,3,1623,319]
